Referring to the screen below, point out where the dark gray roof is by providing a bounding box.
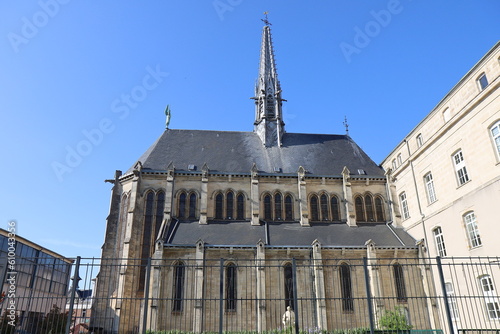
[129,129,384,176]
[165,221,416,248]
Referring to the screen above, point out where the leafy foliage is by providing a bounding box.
[378,306,413,331]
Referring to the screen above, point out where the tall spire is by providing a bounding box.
[252,16,286,147]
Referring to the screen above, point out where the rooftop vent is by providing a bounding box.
[188,164,197,171]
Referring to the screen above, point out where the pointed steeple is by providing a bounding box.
[252,20,286,147]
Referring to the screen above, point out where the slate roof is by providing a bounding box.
[129,129,384,176]
[165,220,416,248]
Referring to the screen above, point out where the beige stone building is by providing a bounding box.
[381,41,500,330]
[92,23,439,334]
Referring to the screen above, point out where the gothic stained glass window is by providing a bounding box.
[285,195,293,221]
[236,194,245,220]
[331,196,340,221]
[310,195,319,221]
[215,193,223,219]
[274,193,282,221]
[339,263,354,311]
[172,262,185,312]
[226,191,234,220]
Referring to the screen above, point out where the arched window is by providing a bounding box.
[365,195,374,222]
[275,193,282,221]
[264,194,272,220]
[310,195,319,221]
[236,194,245,220]
[331,196,340,221]
[320,194,329,221]
[393,263,407,302]
[339,263,353,311]
[188,193,197,219]
[215,193,223,219]
[178,192,186,218]
[172,261,185,312]
[355,196,365,222]
[225,263,237,311]
[285,195,293,221]
[375,197,385,222]
[284,263,294,309]
[226,191,234,220]
[156,191,165,237]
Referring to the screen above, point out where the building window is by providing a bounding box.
[399,192,409,220]
[478,73,489,90]
[172,262,185,312]
[331,196,340,221]
[416,134,423,148]
[310,195,319,221]
[374,197,385,222]
[433,227,447,257]
[226,191,234,220]
[397,154,402,166]
[215,193,223,219]
[236,194,245,220]
[445,282,459,320]
[365,195,374,222]
[264,194,272,220]
[443,108,451,123]
[178,191,197,219]
[355,196,365,222]
[424,172,437,204]
[275,193,283,221]
[392,159,397,170]
[225,263,237,311]
[178,192,187,218]
[188,193,196,219]
[463,212,482,248]
[339,263,354,312]
[393,263,407,302]
[479,275,500,319]
[453,150,469,186]
[284,263,294,309]
[320,194,329,221]
[285,195,293,221]
[490,120,500,160]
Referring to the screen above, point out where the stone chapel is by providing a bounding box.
[92,22,436,334]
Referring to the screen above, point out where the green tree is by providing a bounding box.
[378,306,413,331]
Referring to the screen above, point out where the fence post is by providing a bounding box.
[436,256,455,334]
[141,257,152,334]
[219,258,224,334]
[65,256,81,334]
[292,258,299,334]
[363,257,375,334]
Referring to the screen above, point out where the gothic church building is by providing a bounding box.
[92,23,436,334]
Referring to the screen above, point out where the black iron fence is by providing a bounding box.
[1,256,500,334]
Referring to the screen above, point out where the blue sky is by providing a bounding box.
[1,1,499,259]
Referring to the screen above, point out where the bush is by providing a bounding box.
[378,306,413,331]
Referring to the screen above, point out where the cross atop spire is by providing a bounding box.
[251,20,286,147]
[261,11,272,26]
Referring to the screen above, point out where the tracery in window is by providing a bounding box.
[285,195,293,221]
[310,195,319,221]
[236,194,245,220]
[226,191,234,220]
[331,196,340,221]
